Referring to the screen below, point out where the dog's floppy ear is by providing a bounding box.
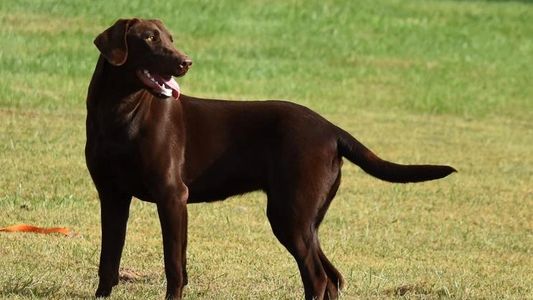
[94,19,138,66]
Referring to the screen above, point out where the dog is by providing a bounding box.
[85,18,456,300]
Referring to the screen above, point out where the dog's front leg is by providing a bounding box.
[95,191,132,297]
[156,183,189,300]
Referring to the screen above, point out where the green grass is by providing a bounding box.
[0,0,531,299]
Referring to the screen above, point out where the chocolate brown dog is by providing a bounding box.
[86,18,455,300]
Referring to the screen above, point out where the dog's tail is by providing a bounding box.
[336,128,456,183]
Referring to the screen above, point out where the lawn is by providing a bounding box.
[0,0,531,299]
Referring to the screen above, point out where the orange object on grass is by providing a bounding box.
[0,224,72,236]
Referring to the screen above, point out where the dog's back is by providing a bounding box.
[181,96,455,203]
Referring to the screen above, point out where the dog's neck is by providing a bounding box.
[88,56,145,101]
[86,56,156,137]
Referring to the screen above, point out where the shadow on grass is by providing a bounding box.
[0,277,92,299]
[384,282,451,297]
[0,287,91,300]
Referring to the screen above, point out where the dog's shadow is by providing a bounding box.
[0,285,91,300]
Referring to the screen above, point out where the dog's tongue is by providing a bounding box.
[153,74,180,99]
[164,77,180,99]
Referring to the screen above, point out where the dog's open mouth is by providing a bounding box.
[136,69,180,99]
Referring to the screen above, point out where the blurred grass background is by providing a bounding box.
[0,0,531,299]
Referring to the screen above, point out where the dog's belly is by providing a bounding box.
[184,150,266,203]
[187,177,262,203]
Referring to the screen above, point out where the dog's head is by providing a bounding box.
[94,18,191,98]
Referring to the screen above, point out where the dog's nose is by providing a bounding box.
[180,59,192,69]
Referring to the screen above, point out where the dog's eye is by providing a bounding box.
[145,32,160,42]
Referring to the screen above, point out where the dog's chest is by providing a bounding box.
[88,135,137,174]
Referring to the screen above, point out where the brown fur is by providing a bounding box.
[86,18,456,300]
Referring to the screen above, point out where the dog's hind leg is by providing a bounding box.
[266,157,343,299]
[314,171,345,299]
[266,199,328,300]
